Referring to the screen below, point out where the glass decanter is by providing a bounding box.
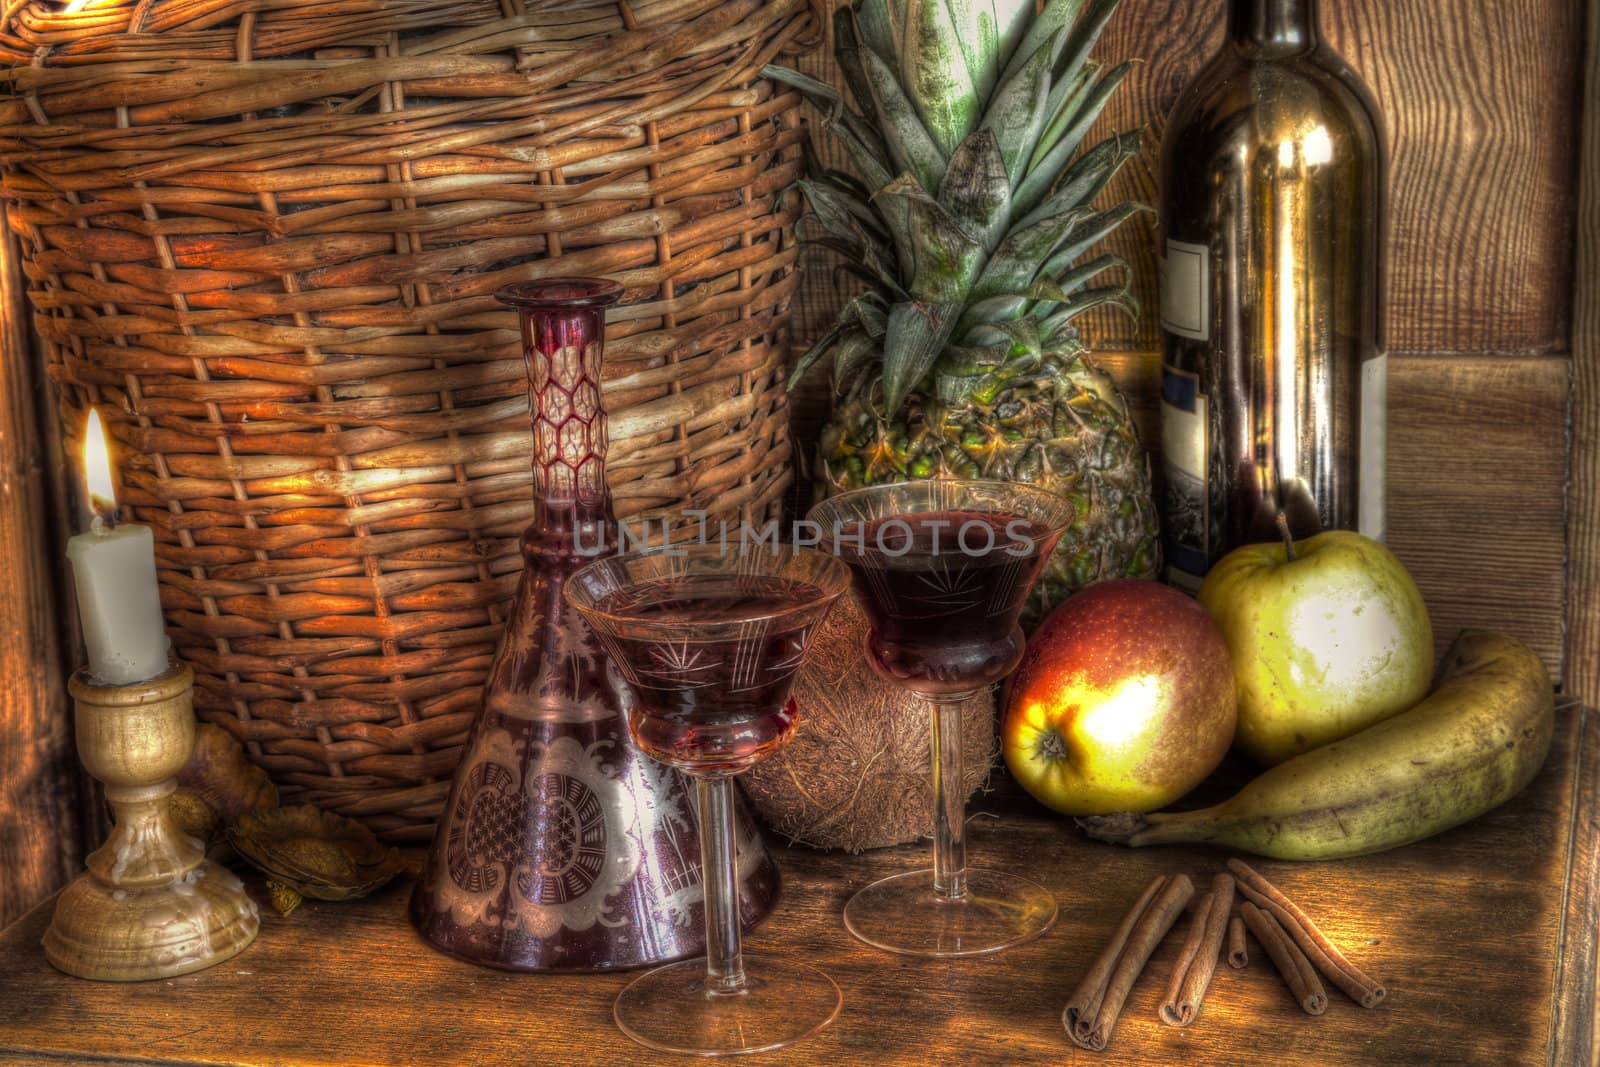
[411,278,780,970]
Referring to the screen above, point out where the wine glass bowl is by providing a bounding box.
[808,480,1073,698]
[566,546,848,775]
[565,544,850,1056]
[807,479,1074,958]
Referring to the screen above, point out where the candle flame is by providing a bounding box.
[83,407,117,522]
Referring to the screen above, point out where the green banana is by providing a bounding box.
[1078,630,1555,860]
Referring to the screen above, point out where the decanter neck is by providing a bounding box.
[506,280,623,553]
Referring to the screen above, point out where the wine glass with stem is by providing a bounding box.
[565,543,851,1056]
[806,479,1074,957]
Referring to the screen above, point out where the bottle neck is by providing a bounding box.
[1228,0,1319,54]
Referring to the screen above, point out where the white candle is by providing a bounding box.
[66,409,170,686]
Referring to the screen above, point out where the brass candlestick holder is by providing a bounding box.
[43,660,260,981]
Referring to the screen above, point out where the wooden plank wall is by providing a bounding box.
[790,0,1582,679]
[0,215,77,929]
[1570,0,1600,711]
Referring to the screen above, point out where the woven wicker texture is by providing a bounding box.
[0,0,817,840]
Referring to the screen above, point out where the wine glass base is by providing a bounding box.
[613,954,841,1057]
[843,868,1057,958]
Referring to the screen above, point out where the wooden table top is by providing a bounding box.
[1,703,1596,1067]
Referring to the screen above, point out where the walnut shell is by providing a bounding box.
[229,805,403,904]
[168,791,221,842]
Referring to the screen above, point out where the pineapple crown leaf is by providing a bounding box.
[973,317,1045,366]
[1013,128,1142,230]
[1012,60,1134,217]
[832,327,885,394]
[1039,285,1139,343]
[998,0,1090,87]
[771,0,1148,406]
[788,320,844,391]
[899,0,981,157]
[832,5,882,133]
[982,26,1063,188]
[800,229,905,299]
[1038,201,1153,280]
[853,0,898,83]
[938,129,1011,253]
[873,174,984,302]
[989,0,1040,75]
[939,340,1013,373]
[812,162,878,204]
[763,63,896,190]
[947,0,1000,103]
[1030,60,1099,173]
[789,296,889,390]
[884,300,963,411]
[860,47,949,194]
[966,205,1096,305]
[797,177,887,243]
[956,252,1129,339]
[1029,251,1133,321]
[1048,0,1122,96]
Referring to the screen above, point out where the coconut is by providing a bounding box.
[740,591,996,852]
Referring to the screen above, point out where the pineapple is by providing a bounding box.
[766,0,1160,621]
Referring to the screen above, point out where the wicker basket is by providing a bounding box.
[0,0,818,840]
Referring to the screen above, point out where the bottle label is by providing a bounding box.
[1160,363,1210,591]
[1360,352,1388,541]
[1159,239,1210,341]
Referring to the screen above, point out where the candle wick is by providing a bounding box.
[90,495,120,531]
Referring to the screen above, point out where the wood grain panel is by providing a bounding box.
[0,706,1591,1065]
[1551,709,1600,1065]
[1567,0,1600,709]
[1077,0,1583,354]
[0,214,76,928]
[1380,354,1569,678]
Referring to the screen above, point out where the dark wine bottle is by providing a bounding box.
[1156,0,1386,590]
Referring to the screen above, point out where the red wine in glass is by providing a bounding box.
[597,574,824,775]
[834,510,1060,698]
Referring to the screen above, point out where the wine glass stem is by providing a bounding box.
[929,698,968,902]
[694,775,748,994]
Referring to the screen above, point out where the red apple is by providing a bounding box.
[1003,580,1237,815]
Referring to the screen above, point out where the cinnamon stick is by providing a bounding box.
[1227,858,1387,1008]
[1159,873,1235,1026]
[1227,913,1248,969]
[1064,874,1196,1051]
[1239,901,1328,1015]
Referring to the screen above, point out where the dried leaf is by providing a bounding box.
[175,722,278,822]
[168,791,221,842]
